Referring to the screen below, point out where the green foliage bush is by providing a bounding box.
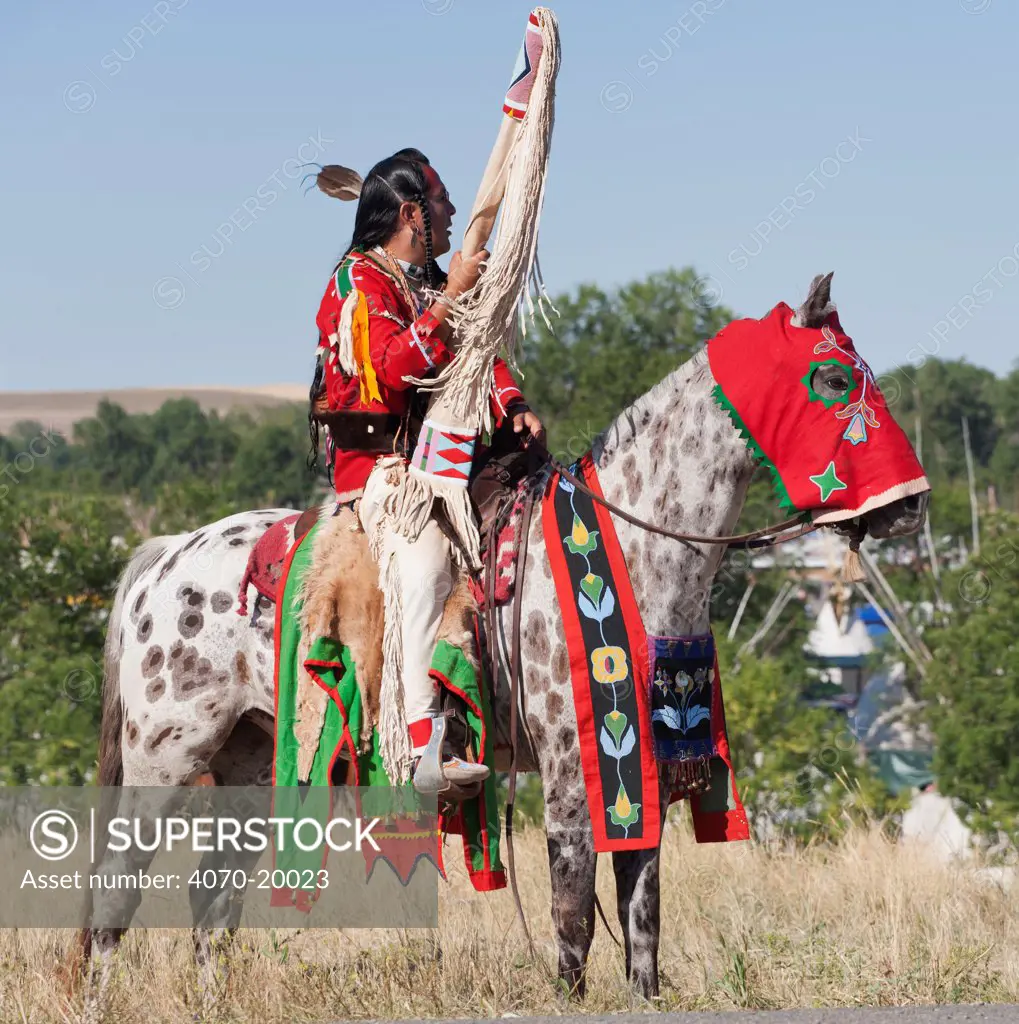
[716,636,905,842]
[922,512,1019,839]
[0,494,133,783]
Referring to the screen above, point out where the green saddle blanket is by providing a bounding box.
[271,518,505,900]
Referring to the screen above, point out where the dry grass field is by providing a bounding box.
[0,385,306,436]
[3,812,1018,1023]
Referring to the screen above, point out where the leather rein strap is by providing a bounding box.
[530,437,818,550]
[505,483,539,959]
[494,436,818,963]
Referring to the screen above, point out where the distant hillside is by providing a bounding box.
[0,385,308,436]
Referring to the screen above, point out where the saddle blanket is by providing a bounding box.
[271,519,505,904]
[542,453,748,853]
[236,513,299,616]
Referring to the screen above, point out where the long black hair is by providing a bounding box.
[343,147,446,290]
[308,148,445,479]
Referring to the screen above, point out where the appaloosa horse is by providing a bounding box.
[76,274,927,1004]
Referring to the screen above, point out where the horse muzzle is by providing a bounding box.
[860,490,930,539]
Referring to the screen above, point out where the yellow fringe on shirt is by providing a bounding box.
[351,290,381,405]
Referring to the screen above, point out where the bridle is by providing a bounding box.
[483,434,823,962]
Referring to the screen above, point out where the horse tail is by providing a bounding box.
[69,537,172,982]
[96,536,169,786]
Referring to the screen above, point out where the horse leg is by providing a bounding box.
[611,847,662,999]
[188,718,274,1015]
[543,789,598,998]
[188,813,248,1017]
[83,706,240,1020]
[83,778,191,1023]
[611,775,673,999]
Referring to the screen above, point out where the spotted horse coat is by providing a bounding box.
[76,275,929,1005]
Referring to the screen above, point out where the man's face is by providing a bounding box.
[423,166,456,258]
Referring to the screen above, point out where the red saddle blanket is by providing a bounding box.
[237,513,300,616]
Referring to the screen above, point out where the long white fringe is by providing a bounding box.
[336,289,358,376]
[366,458,415,784]
[393,9,560,561]
[376,547,412,783]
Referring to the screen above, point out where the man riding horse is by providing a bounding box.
[75,10,933,1002]
[308,148,545,794]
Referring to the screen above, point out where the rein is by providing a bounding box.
[530,438,818,551]
[491,435,818,964]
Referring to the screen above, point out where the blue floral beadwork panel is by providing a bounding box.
[647,633,718,763]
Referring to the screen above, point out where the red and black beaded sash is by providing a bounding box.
[541,453,662,852]
[541,454,751,850]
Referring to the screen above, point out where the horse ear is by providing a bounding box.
[315,165,363,201]
[791,271,835,328]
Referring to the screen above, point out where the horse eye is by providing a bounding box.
[826,375,848,392]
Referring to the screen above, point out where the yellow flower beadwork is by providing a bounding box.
[564,514,598,556]
[591,646,628,684]
[614,788,632,819]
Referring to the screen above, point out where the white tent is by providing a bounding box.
[805,600,874,662]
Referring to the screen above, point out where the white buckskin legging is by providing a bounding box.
[356,453,452,769]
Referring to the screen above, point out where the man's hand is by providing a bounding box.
[512,408,545,444]
[446,248,489,298]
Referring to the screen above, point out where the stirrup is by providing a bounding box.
[412,714,490,796]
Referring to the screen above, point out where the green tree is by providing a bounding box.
[514,268,735,458]
[72,399,155,494]
[716,636,902,842]
[147,398,237,488]
[0,494,132,783]
[882,359,1000,483]
[150,478,240,535]
[989,361,1019,508]
[922,511,1019,838]
[228,406,321,509]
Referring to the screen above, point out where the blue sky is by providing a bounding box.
[2,0,1017,393]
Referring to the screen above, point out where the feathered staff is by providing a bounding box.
[393,7,561,571]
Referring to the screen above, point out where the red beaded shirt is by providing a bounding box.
[315,247,526,501]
